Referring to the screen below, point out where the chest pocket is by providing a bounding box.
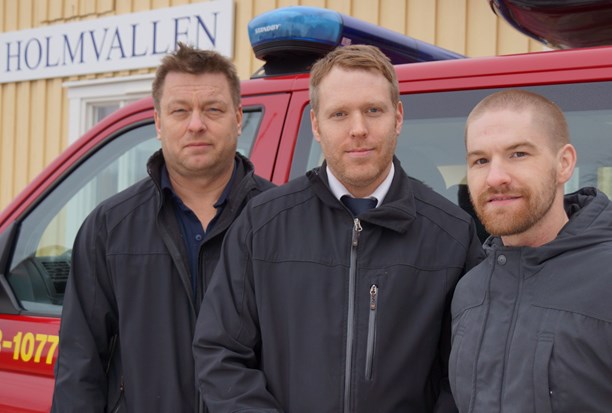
[531,304,612,412]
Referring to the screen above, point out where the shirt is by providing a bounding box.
[161,162,236,297]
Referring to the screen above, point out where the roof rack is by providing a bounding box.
[248,6,463,78]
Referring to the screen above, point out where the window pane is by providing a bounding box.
[93,104,120,124]
[7,124,159,315]
[291,81,612,241]
[237,108,263,156]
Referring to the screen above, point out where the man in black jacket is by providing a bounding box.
[51,43,273,412]
[193,44,483,413]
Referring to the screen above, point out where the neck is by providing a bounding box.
[169,163,233,207]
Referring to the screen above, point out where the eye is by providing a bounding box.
[331,111,346,119]
[367,107,381,114]
[471,158,489,167]
[510,151,528,159]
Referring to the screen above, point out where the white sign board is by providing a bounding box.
[0,0,234,83]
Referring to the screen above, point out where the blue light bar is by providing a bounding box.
[248,6,463,76]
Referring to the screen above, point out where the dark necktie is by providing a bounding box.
[341,195,377,216]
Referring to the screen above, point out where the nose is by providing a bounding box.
[187,111,206,132]
[349,113,367,139]
[485,160,511,188]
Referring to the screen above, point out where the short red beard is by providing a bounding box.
[472,172,557,237]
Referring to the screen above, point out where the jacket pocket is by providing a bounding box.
[533,332,554,413]
[365,284,378,380]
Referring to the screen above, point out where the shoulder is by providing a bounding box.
[237,176,317,229]
[408,176,474,229]
[247,176,314,211]
[452,257,491,314]
[250,174,276,194]
[233,153,275,199]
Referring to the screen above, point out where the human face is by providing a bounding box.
[311,67,403,198]
[154,71,242,180]
[466,108,574,246]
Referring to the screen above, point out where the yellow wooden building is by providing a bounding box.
[0,0,541,211]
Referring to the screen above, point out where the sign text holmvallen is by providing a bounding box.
[0,0,233,84]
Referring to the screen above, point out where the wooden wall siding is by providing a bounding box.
[0,0,539,210]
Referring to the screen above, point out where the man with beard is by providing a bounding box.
[449,89,612,412]
[193,45,483,413]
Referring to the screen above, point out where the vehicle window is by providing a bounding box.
[6,109,262,315]
[291,82,612,240]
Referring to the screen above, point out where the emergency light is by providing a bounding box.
[248,6,463,77]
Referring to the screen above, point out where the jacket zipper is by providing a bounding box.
[498,254,524,413]
[344,218,362,413]
[109,375,125,413]
[365,284,378,380]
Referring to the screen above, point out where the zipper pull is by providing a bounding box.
[352,218,362,246]
[370,284,378,310]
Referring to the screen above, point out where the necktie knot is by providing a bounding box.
[341,196,377,216]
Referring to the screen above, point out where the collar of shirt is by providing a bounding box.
[326,162,395,207]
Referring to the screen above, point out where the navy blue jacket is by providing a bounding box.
[194,158,483,413]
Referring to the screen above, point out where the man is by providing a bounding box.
[450,89,612,412]
[193,45,483,413]
[51,43,273,412]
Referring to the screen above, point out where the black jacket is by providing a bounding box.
[194,158,483,413]
[450,188,612,413]
[51,150,273,413]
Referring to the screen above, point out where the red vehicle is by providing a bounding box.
[2,4,612,412]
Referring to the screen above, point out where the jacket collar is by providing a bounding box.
[146,149,262,236]
[308,156,417,233]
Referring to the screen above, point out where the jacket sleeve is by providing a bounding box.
[51,209,119,413]
[193,207,283,413]
[434,221,484,413]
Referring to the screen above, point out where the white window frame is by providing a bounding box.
[63,75,155,240]
[65,74,154,144]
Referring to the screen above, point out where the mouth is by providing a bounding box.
[346,148,374,157]
[186,142,212,149]
[486,194,521,205]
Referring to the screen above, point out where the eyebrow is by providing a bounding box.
[467,141,539,158]
[166,98,228,107]
[506,141,538,152]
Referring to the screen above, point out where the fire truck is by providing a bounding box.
[1,2,612,411]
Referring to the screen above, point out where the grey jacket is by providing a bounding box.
[450,187,612,413]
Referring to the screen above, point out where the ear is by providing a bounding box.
[310,109,321,143]
[236,105,243,136]
[154,110,162,140]
[557,143,577,185]
[395,101,404,135]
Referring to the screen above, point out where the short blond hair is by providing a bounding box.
[309,45,399,113]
